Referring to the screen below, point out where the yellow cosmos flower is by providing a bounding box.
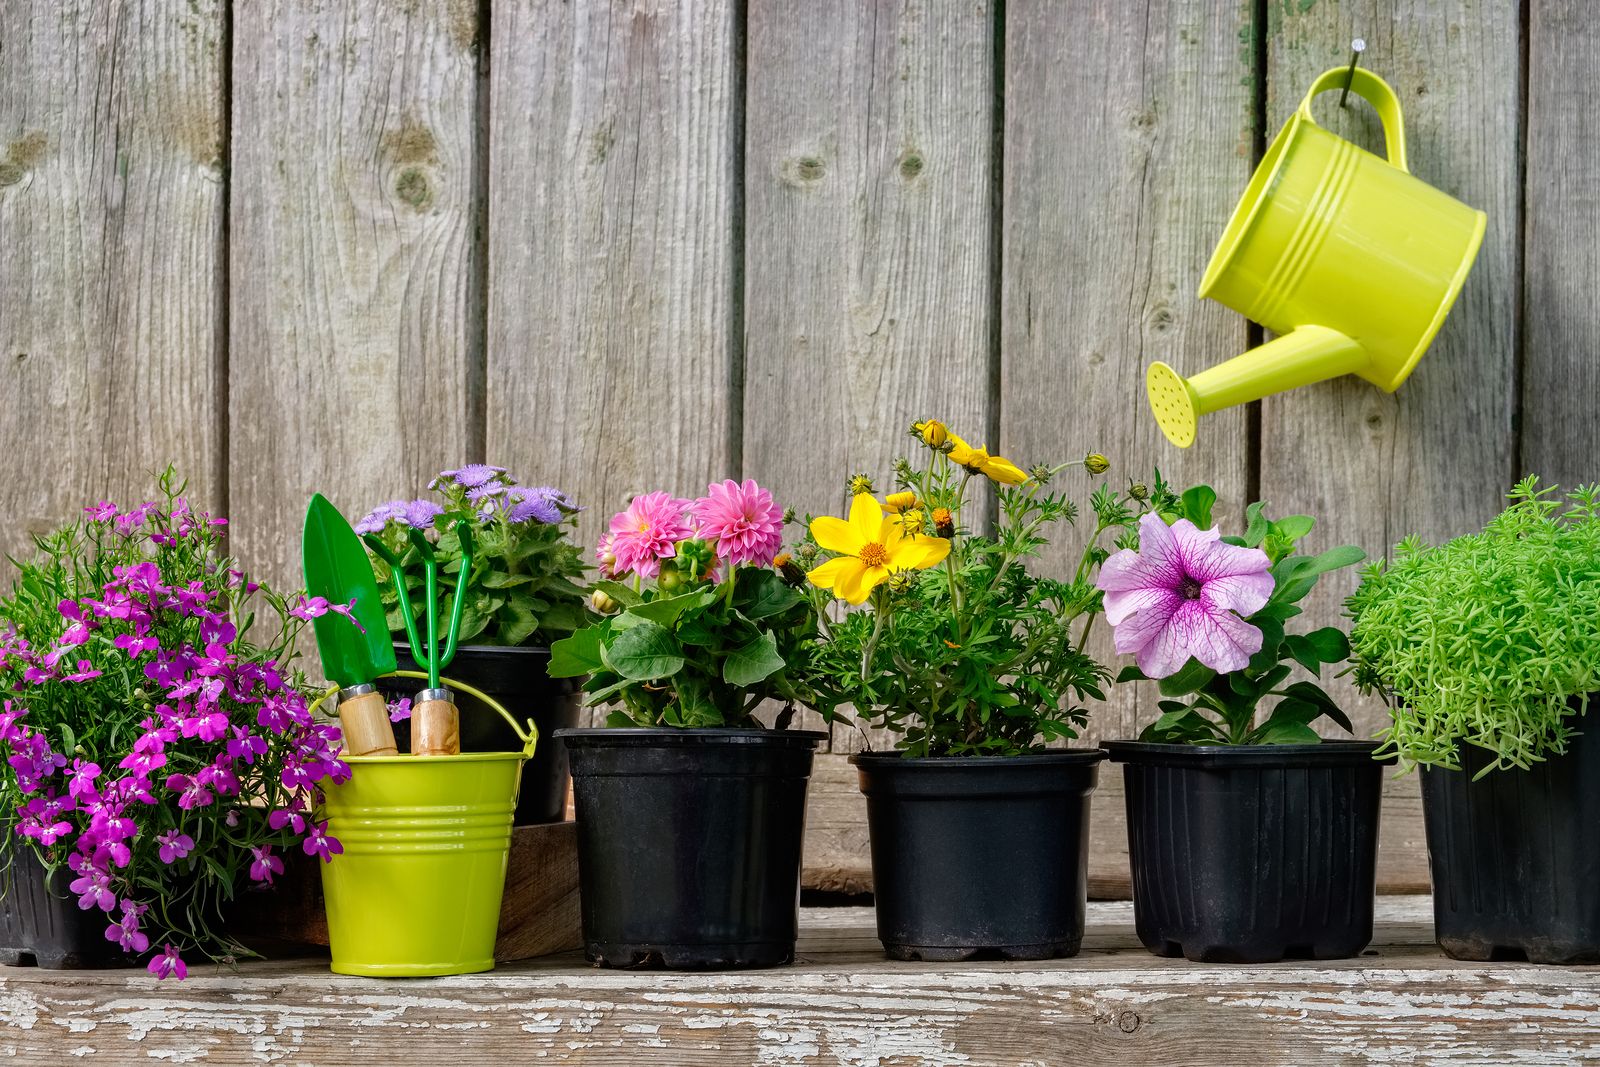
[946,434,1028,485]
[807,494,951,605]
[883,491,918,513]
[911,419,949,449]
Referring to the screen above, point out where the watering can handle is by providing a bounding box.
[1299,66,1408,174]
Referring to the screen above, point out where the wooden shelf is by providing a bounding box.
[3,898,1597,1065]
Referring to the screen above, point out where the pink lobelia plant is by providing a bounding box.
[1097,512,1274,678]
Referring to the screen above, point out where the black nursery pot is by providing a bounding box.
[390,643,582,825]
[0,845,135,969]
[853,750,1104,962]
[1422,714,1600,964]
[1107,741,1389,964]
[558,727,826,970]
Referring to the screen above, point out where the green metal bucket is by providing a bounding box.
[313,671,538,977]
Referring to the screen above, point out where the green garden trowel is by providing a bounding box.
[302,494,399,757]
[364,522,475,757]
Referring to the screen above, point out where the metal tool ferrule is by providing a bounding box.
[338,682,378,702]
[417,687,453,704]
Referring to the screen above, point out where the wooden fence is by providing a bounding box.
[2,0,1593,892]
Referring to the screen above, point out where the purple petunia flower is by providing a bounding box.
[1096,513,1275,678]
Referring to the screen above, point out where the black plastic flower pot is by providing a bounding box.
[1105,740,1389,964]
[852,750,1104,962]
[558,727,826,970]
[0,845,136,969]
[1422,716,1600,964]
[390,643,583,825]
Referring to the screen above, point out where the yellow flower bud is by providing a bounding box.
[913,419,949,449]
[883,491,918,513]
[589,589,621,615]
[1084,452,1110,476]
[846,473,875,497]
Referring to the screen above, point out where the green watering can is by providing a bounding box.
[1146,66,1487,448]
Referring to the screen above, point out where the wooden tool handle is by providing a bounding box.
[412,695,460,756]
[338,689,398,757]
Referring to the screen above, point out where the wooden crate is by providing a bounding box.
[234,820,581,962]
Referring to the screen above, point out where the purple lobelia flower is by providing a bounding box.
[1096,512,1274,678]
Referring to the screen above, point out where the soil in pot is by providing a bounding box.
[559,727,825,970]
[0,845,136,969]
[1106,740,1389,964]
[390,644,582,825]
[1422,713,1600,964]
[853,750,1104,962]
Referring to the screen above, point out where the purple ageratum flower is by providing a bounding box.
[440,464,506,489]
[156,830,194,864]
[501,486,573,525]
[352,500,408,535]
[1096,513,1275,678]
[148,944,186,980]
[400,498,444,529]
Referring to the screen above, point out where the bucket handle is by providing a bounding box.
[1299,66,1408,174]
[309,671,539,758]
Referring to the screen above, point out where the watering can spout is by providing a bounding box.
[1147,326,1367,448]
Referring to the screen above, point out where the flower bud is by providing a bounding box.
[884,491,917,514]
[1028,463,1054,485]
[1128,481,1149,502]
[797,542,818,563]
[589,589,621,615]
[657,562,684,592]
[846,473,875,497]
[782,507,797,525]
[887,571,915,595]
[932,507,955,539]
[913,419,949,449]
[773,553,806,587]
[1084,452,1110,476]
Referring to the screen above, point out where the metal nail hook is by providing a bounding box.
[1339,38,1366,108]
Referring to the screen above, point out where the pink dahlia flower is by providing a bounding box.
[1096,512,1273,678]
[607,492,694,578]
[694,479,784,568]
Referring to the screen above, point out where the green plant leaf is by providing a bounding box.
[548,627,605,677]
[627,588,716,629]
[1116,665,1150,683]
[594,579,644,608]
[1157,658,1216,696]
[1179,485,1216,528]
[1255,719,1322,745]
[723,631,786,687]
[1242,501,1270,548]
[1283,627,1350,675]
[479,571,535,589]
[1245,615,1286,673]
[602,621,685,681]
[733,568,803,620]
[1272,515,1315,541]
[1279,680,1354,734]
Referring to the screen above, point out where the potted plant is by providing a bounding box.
[1095,490,1381,963]
[547,480,827,969]
[1347,476,1600,964]
[0,469,349,976]
[355,466,590,824]
[800,422,1140,961]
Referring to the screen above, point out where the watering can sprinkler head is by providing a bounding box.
[1147,63,1486,449]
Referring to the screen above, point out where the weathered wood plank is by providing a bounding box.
[486,0,741,555]
[4,901,1595,1065]
[1524,1,1600,487]
[1258,2,1521,738]
[1001,0,1255,744]
[0,0,225,554]
[801,752,1430,898]
[742,0,997,751]
[228,0,482,589]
